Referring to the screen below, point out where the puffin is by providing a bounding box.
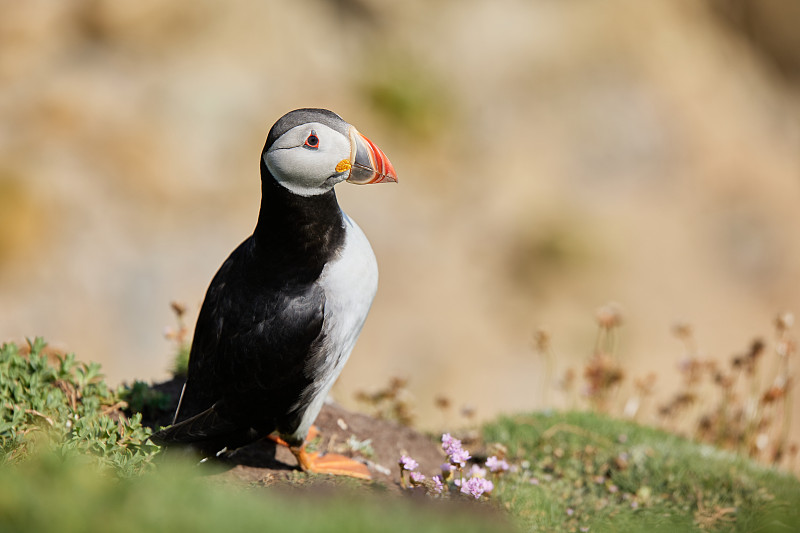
[150,108,396,479]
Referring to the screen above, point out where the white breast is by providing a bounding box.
[287,212,378,441]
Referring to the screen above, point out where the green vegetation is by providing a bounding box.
[2,337,799,532]
[164,301,191,376]
[119,380,170,422]
[485,411,800,532]
[533,307,796,472]
[0,338,158,477]
[0,452,505,533]
[0,339,504,533]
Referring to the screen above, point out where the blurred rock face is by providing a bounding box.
[1,1,799,433]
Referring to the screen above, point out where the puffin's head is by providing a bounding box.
[262,108,397,197]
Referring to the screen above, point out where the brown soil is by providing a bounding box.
[144,378,446,491]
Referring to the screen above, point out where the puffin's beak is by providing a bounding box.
[345,127,398,184]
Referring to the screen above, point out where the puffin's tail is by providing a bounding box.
[150,405,258,457]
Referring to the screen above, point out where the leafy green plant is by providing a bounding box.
[0,338,159,477]
[119,380,171,421]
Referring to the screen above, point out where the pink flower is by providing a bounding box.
[442,433,472,467]
[449,447,471,467]
[441,433,462,455]
[469,464,487,478]
[409,471,426,484]
[460,477,494,499]
[431,475,445,494]
[485,456,510,473]
[399,455,419,471]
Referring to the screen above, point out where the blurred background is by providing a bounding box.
[1,0,799,443]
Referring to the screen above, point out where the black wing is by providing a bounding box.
[151,237,325,451]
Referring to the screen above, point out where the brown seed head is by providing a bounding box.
[596,302,623,329]
[170,301,186,318]
[775,312,795,333]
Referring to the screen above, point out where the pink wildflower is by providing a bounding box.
[460,477,494,499]
[449,447,471,467]
[409,471,426,485]
[469,464,487,478]
[441,433,462,455]
[485,456,510,473]
[399,455,418,471]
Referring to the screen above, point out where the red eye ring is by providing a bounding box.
[304,131,319,149]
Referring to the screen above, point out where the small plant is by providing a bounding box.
[354,377,414,426]
[119,380,171,421]
[584,303,625,413]
[532,327,556,406]
[657,313,797,467]
[345,435,375,458]
[397,433,510,500]
[164,301,191,376]
[543,307,798,472]
[0,338,159,477]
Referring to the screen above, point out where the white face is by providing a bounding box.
[263,122,352,197]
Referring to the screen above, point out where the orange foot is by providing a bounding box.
[268,425,320,447]
[290,445,371,480]
[267,426,371,480]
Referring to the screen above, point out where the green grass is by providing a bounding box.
[0,339,505,533]
[3,338,799,532]
[0,452,506,533]
[484,411,800,532]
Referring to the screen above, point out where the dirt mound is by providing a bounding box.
[144,378,444,490]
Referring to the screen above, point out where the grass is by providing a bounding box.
[0,338,505,533]
[484,410,800,532]
[533,307,797,471]
[2,336,799,532]
[0,451,506,533]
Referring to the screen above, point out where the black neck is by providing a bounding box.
[253,161,346,282]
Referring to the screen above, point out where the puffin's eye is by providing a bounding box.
[304,131,320,149]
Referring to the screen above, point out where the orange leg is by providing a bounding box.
[268,425,320,447]
[268,426,371,480]
[289,444,371,480]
